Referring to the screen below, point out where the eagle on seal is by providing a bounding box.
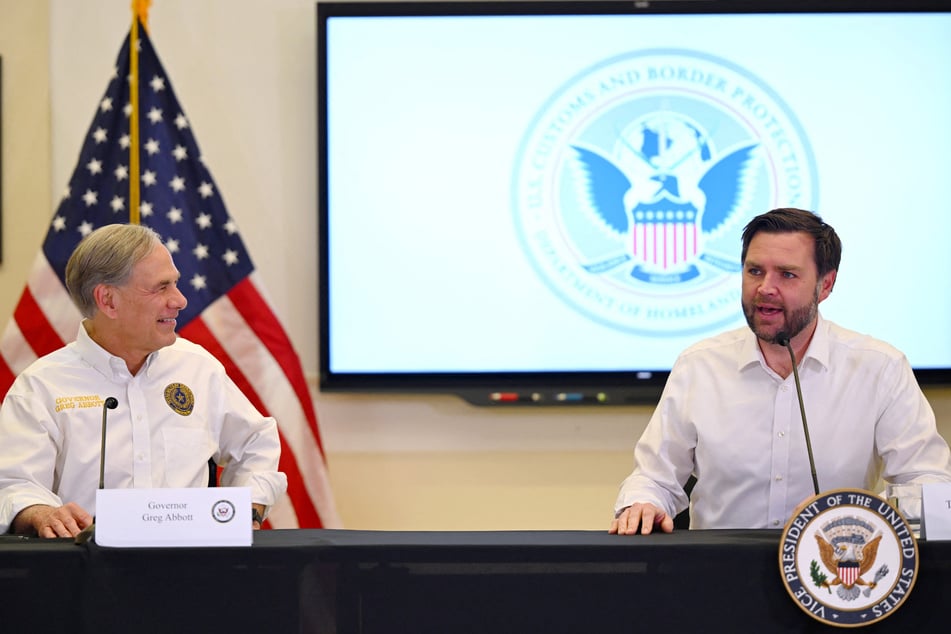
[815,532,882,600]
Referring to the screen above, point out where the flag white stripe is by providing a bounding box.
[202,292,342,528]
[28,254,82,343]
[0,319,39,378]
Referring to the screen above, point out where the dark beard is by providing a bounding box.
[743,287,819,345]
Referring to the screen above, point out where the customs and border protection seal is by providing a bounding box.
[512,48,817,336]
[164,382,195,416]
[779,489,919,627]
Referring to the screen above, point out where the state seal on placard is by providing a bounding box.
[164,382,195,416]
[778,489,919,627]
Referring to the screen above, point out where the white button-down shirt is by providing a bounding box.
[0,324,287,532]
[615,315,951,529]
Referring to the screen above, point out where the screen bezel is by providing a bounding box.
[316,0,951,403]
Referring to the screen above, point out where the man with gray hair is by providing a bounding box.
[0,223,287,537]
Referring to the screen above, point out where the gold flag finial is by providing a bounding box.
[132,0,152,31]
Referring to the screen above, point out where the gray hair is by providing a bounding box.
[65,224,163,318]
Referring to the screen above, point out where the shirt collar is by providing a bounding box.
[737,313,831,373]
[74,320,158,380]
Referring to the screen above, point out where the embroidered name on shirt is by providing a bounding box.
[164,383,195,416]
[55,395,108,412]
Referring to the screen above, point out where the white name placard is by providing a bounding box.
[94,487,252,548]
[921,482,951,541]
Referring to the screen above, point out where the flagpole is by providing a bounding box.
[129,0,151,225]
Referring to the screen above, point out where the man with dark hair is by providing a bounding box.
[0,224,286,537]
[610,207,951,534]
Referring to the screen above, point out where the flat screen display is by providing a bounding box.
[317,1,951,403]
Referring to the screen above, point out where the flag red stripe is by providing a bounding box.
[226,278,327,455]
[14,290,66,358]
[179,316,323,528]
[0,354,17,398]
[180,317,266,414]
[276,433,323,528]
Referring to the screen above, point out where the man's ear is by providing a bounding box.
[93,284,119,318]
[817,269,837,303]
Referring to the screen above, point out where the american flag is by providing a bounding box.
[0,21,339,528]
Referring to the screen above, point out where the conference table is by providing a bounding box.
[2,529,947,633]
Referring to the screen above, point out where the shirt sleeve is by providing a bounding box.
[211,372,288,509]
[874,354,951,485]
[614,359,695,518]
[0,389,66,533]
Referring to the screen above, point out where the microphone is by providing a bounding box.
[777,333,820,495]
[99,397,119,489]
[77,396,118,545]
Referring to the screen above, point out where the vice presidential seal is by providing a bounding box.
[164,382,195,416]
[512,48,817,335]
[779,489,919,627]
[212,499,236,524]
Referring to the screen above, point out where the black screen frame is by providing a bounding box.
[316,0,951,404]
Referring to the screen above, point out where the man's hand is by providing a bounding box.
[13,503,93,538]
[609,502,675,535]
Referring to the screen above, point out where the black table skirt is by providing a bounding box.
[2,529,947,633]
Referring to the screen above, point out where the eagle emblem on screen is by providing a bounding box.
[571,126,758,283]
[513,49,817,336]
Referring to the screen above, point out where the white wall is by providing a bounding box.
[0,0,946,530]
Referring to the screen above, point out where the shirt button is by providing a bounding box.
[775,474,784,481]
[773,519,780,526]
[778,431,785,438]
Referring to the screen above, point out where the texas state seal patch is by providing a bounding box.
[778,488,919,627]
[164,382,195,416]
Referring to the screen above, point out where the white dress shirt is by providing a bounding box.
[614,315,951,529]
[0,323,287,532]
